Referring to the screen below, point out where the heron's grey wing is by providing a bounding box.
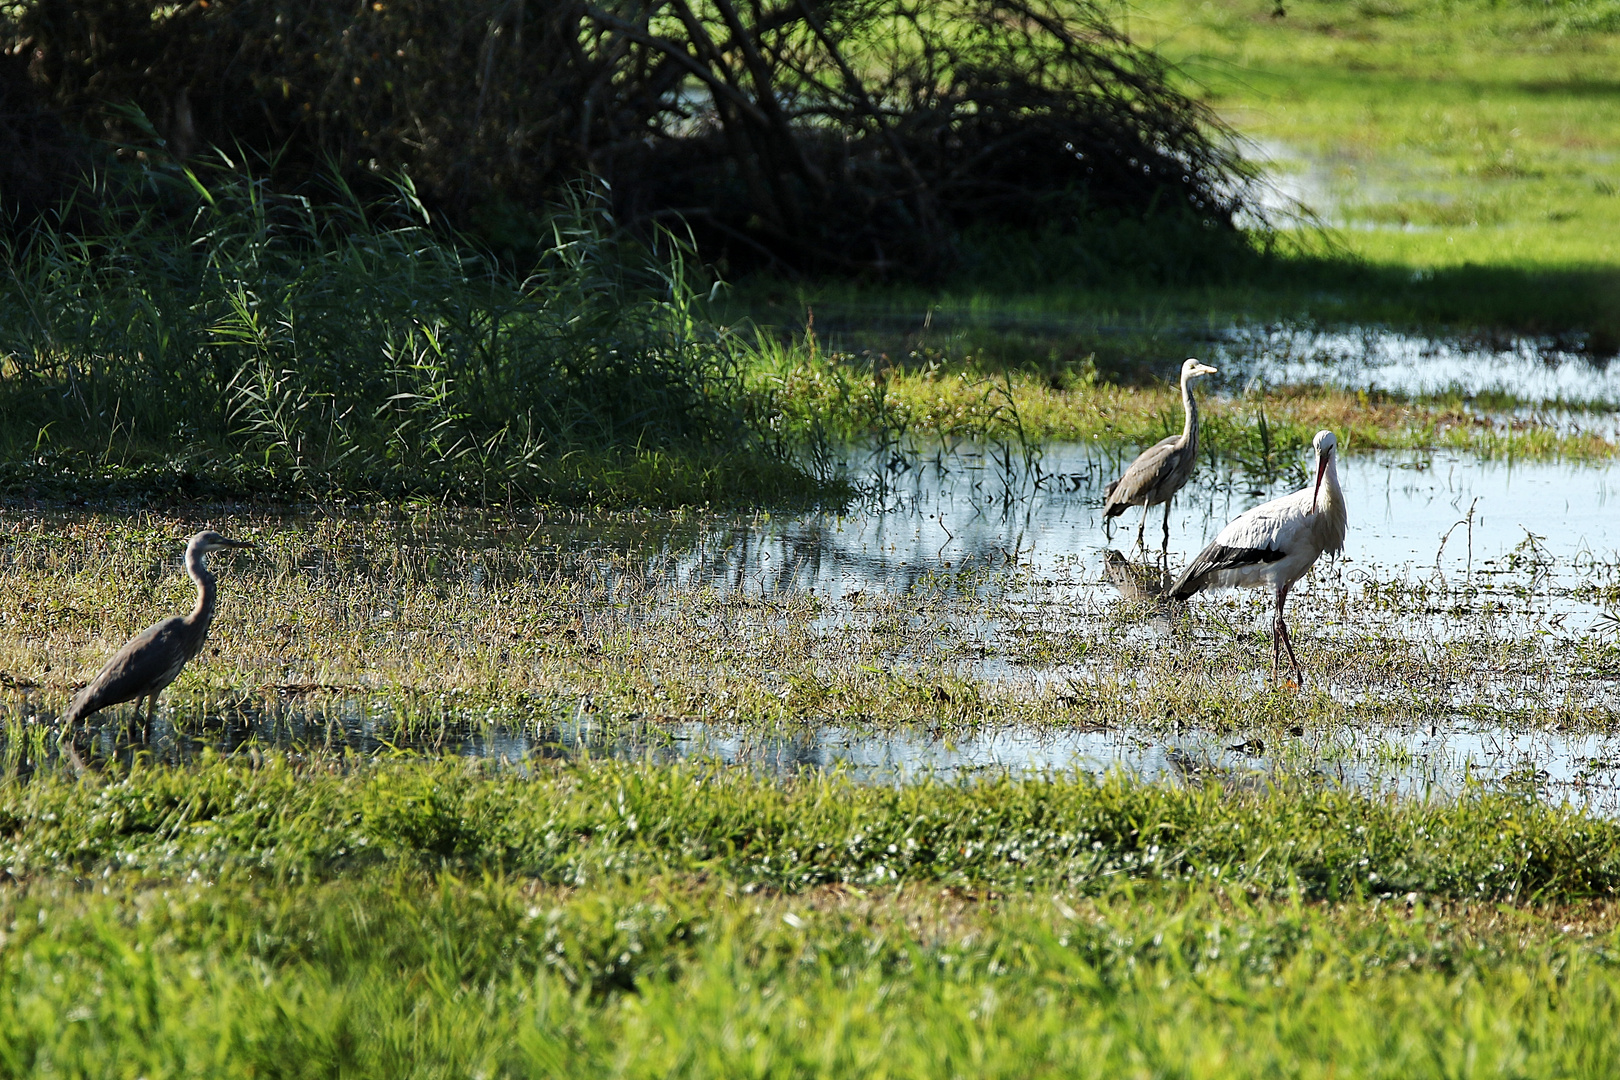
[1170,542,1287,599]
[1103,435,1182,515]
[64,617,188,723]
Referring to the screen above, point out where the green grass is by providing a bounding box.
[4,757,1620,1075]
[751,344,1620,459]
[726,0,1620,357]
[5,756,1618,898]
[0,166,837,507]
[1134,0,1620,255]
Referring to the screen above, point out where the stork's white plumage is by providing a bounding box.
[1170,429,1347,684]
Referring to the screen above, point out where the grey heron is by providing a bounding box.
[62,530,254,732]
[1103,358,1218,552]
[1170,429,1347,685]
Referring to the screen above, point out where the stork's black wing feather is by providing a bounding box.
[1170,543,1287,599]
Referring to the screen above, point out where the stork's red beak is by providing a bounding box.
[1311,453,1329,514]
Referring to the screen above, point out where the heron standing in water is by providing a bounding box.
[1103,358,1218,553]
[63,530,254,732]
[1170,429,1347,685]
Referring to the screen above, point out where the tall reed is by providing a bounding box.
[0,166,811,504]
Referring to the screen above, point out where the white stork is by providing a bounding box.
[1103,358,1218,552]
[1170,429,1347,684]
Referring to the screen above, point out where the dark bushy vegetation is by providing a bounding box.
[4,0,1263,277]
[0,167,822,504]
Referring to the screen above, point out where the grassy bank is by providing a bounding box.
[3,757,1620,1075]
[727,0,1620,358]
[750,342,1619,460]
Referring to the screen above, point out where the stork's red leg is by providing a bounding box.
[1275,582,1303,685]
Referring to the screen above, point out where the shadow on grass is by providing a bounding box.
[734,228,1620,382]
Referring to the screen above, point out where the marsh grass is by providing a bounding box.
[749,343,1620,460]
[4,506,1618,773]
[2,496,1618,1069]
[0,167,829,506]
[5,855,1620,1076]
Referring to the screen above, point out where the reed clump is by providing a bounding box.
[0,169,826,506]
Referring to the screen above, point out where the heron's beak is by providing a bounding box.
[1311,452,1329,514]
[220,539,256,550]
[1197,364,1218,376]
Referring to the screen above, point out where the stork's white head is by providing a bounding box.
[1310,430,1337,513]
[1181,357,1219,382]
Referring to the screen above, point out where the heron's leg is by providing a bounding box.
[1136,507,1148,552]
[1162,499,1172,553]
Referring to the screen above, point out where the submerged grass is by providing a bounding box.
[3,505,1618,761]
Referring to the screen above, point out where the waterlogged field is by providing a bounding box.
[6,429,1620,1070]
[2,365,1620,1070]
[4,436,1620,777]
[9,3,1620,1062]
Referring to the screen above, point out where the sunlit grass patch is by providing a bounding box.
[751,345,1620,460]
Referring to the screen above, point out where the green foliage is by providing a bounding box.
[5,867,1620,1077]
[4,756,1619,901]
[0,169,826,505]
[3,759,1620,1075]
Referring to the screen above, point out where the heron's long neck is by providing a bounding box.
[184,548,218,630]
[1179,372,1199,450]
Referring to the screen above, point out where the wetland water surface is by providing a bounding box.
[10,439,1620,812]
[818,309,1620,407]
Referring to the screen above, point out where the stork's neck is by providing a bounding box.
[1314,454,1349,555]
[183,545,218,631]
[1179,370,1200,450]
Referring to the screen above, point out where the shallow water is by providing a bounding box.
[1215,325,1620,407]
[5,433,1620,806]
[815,308,1620,407]
[675,443,1619,621]
[14,695,1620,816]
